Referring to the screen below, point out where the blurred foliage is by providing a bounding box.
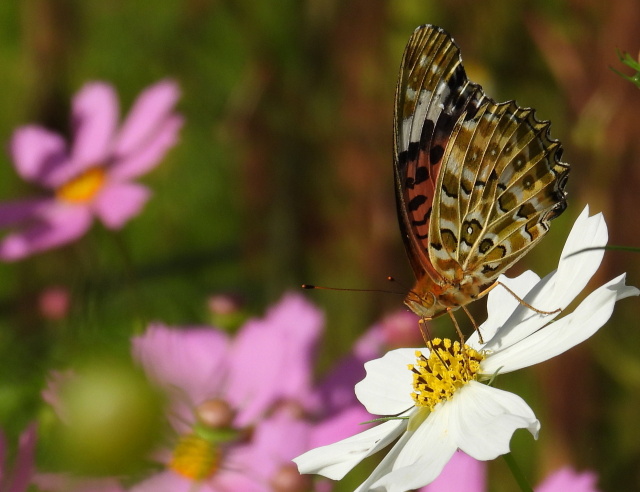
[0,0,638,490]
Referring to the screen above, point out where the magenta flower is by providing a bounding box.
[536,466,599,492]
[247,406,370,492]
[421,451,486,492]
[0,424,37,492]
[129,293,327,491]
[421,450,599,492]
[0,79,183,261]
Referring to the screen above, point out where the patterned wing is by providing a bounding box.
[428,97,570,286]
[394,25,486,284]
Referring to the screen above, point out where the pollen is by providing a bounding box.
[169,433,220,481]
[56,167,106,203]
[409,338,484,411]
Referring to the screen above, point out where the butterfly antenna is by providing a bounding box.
[301,284,404,296]
[386,275,414,292]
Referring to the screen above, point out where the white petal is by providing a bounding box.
[484,209,607,352]
[293,418,407,480]
[353,430,419,492]
[450,382,539,460]
[358,407,457,492]
[468,270,540,349]
[482,274,639,374]
[553,208,607,304]
[355,348,417,415]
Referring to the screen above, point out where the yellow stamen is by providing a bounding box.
[56,167,106,203]
[169,433,220,481]
[408,338,484,411]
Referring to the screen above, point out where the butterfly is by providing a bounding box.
[394,25,570,325]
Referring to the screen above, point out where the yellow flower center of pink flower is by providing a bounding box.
[169,433,220,481]
[409,338,484,411]
[56,167,106,203]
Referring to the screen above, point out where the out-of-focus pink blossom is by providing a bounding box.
[380,310,423,348]
[0,80,182,261]
[421,451,599,492]
[421,451,486,492]
[0,424,37,492]
[38,286,71,320]
[536,466,599,492]
[129,293,331,491]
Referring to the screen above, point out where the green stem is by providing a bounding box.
[502,453,533,492]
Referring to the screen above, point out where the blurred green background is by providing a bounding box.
[0,0,638,490]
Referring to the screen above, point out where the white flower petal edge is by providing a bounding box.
[293,418,407,480]
[450,382,539,459]
[483,207,608,352]
[469,270,540,347]
[482,273,639,375]
[360,409,456,492]
[355,348,415,415]
[364,382,539,492]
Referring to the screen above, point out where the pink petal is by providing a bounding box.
[212,470,267,492]
[108,115,183,181]
[0,203,93,261]
[112,79,181,158]
[225,293,324,426]
[93,182,150,229]
[9,126,69,188]
[310,324,386,415]
[422,451,487,492]
[310,405,373,449]
[42,370,76,424]
[0,198,50,228]
[68,82,119,174]
[7,423,38,492]
[250,410,313,479]
[132,324,231,410]
[128,471,194,492]
[536,467,599,492]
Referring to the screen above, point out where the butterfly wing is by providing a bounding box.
[394,25,486,284]
[428,95,570,286]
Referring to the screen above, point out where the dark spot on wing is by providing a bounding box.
[408,194,428,212]
[430,145,444,165]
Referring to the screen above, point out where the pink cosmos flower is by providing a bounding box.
[132,294,362,492]
[421,451,599,492]
[536,466,599,492]
[0,79,183,261]
[0,424,37,492]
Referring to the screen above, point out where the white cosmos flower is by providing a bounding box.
[293,206,639,492]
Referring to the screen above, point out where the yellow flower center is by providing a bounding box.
[56,167,106,203]
[409,338,484,411]
[169,433,220,481]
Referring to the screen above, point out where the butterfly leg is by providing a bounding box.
[419,317,450,367]
[418,317,433,346]
[478,281,562,316]
[446,309,466,345]
[461,305,484,344]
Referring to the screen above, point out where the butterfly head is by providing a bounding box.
[404,290,439,319]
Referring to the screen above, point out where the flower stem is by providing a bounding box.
[502,453,533,492]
